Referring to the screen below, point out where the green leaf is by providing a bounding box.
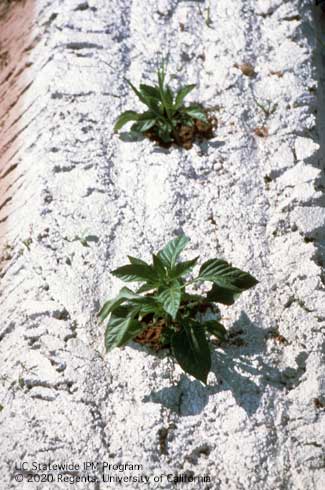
[206,284,241,305]
[184,105,208,122]
[157,65,174,121]
[105,316,144,351]
[152,253,166,280]
[174,84,196,109]
[198,259,258,292]
[128,255,149,266]
[156,120,173,142]
[114,111,139,131]
[110,305,133,318]
[139,84,161,99]
[157,127,173,143]
[132,119,157,133]
[131,111,158,132]
[204,321,227,341]
[98,287,140,322]
[169,256,199,279]
[129,296,160,315]
[158,280,181,319]
[126,79,162,117]
[136,283,156,294]
[172,322,211,383]
[157,65,166,93]
[111,263,157,283]
[165,85,174,108]
[158,235,190,269]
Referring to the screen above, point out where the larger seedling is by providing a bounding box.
[99,236,258,383]
[114,63,214,149]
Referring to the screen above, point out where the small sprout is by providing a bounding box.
[18,377,25,389]
[204,3,213,28]
[0,403,3,412]
[99,235,258,384]
[235,62,256,77]
[114,62,213,149]
[253,96,278,118]
[22,238,32,250]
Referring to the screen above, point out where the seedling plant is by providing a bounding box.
[99,236,258,383]
[114,63,214,149]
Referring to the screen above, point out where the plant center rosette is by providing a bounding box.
[134,299,222,351]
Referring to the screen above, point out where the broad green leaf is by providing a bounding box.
[128,255,149,266]
[132,118,157,133]
[126,79,162,117]
[110,305,133,318]
[204,321,227,341]
[174,84,196,109]
[129,296,160,315]
[111,263,157,283]
[158,280,181,319]
[206,283,241,305]
[156,119,173,141]
[158,235,190,269]
[165,85,174,108]
[98,287,140,322]
[136,283,155,293]
[181,116,195,127]
[105,316,144,351]
[131,111,158,132]
[140,84,161,99]
[169,256,199,279]
[172,322,211,383]
[198,259,258,292]
[114,111,139,131]
[184,105,208,122]
[152,253,166,280]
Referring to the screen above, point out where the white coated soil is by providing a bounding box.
[0,1,324,489]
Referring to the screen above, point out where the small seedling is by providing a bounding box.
[204,2,213,28]
[114,62,213,149]
[22,238,32,251]
[253,96,277,118]
[99,235,258,383]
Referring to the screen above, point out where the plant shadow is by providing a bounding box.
[143,312,308,416]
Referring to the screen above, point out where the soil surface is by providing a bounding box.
[0,1,324,489]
